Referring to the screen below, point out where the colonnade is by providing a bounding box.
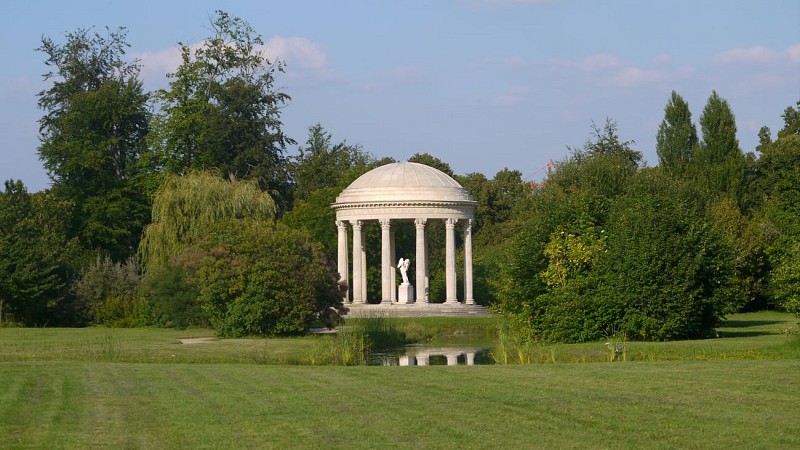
[336,218,474,305]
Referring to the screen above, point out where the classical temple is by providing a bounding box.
[331,161,488,317]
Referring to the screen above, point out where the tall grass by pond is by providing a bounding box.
[304,315,409,365]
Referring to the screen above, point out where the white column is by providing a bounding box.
[361,226,368,302]
[351,220,364,303]
[464,219,474,305]
[390,228,397,302]
[445,218,458,304]
[336,220,349,303]
[380,219,392,304]
[415,218,427,304]
[446,352,458,366]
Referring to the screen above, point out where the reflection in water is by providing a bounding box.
[370,346,494,366]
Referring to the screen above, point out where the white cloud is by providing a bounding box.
[494,85,530,106]
[651,54,673,64]
[130,46,183,86]
[473,55,530,71]
[713,44,800,65]
[263,36,329,72]
[609,65,694,87]
[130,36,334,87]
[551,53,624,71]
[789,44,800,63]
[550,53,693,87]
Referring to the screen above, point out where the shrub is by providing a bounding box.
[187,219,345,337]
[72,255,147,326]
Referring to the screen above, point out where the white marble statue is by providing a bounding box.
[397,257,410,285]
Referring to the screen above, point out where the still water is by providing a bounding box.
[370,344,495,366]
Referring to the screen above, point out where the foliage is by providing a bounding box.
[152,10,294,212]
[139,171,276,272]
[777,100,800,139]
[37,27,152,260]
[593,171,736,341]
[570,117,642,167]
[0,180,81,326]
[771,241,800,317]
[305,316,407,365]
[707,198,771,311]
[290,124,372,203]
[186,219,344,337]
[497,118,737,342]
[408,152,454,176]
[72,255,147,327]
[143,263,205,329]
[656,90,698,174]
[459,168,528,235]
[693,90,745,201]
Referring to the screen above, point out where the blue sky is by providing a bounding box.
[2,0,799,191]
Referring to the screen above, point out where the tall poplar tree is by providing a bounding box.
[656,91,697,174]
[694,91,745,201]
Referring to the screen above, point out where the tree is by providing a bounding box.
[72,255,146,326]
[593,171,735,341]
[408,153,454,176]
[656,91,698,174]
[153,11,295,213]
[37,27,151,260]
[188,219,344,336]
[0,180,81,325]
[139,171,276,273]
[290,124,372,203]
[707,198,771,311]
[694,91,745,201]
[778,100,800,139]
[751,101,800,313]
[573,118,642,167]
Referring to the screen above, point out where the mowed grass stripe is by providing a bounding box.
[3,361,798,449]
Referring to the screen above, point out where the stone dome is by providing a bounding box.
[333,162,475,205]
[332,162,476,222]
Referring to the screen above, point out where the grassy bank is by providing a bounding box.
[1,360,799,448]
[1,312,799,448]
[495,310,800,364]
[0,312,796,365]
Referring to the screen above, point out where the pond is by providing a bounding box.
[370,343,495,366]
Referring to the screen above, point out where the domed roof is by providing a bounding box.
[333,162,475,205]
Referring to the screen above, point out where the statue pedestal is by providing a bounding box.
[397,284,415,304]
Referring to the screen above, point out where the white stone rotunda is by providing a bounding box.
[332,161,488,317]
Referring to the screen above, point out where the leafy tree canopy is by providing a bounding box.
[139,171,276,273]
[188,219,344,336]
[152,10,294,213]
[37,26,151,259]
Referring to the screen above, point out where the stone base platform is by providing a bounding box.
[342,302,490,318]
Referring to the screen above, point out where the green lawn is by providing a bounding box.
[0,312,799,448]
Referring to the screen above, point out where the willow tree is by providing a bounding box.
[139,171,276,272]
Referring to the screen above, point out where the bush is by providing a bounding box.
[186,219,345,337]
[142,264,205,328]
[72,255,147,326]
